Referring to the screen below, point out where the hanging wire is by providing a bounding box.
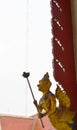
[24,0,29,116]
[25,0,29,72]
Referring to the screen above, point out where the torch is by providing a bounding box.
[22,72,44,128]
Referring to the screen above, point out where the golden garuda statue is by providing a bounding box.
[34,72,76,130]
